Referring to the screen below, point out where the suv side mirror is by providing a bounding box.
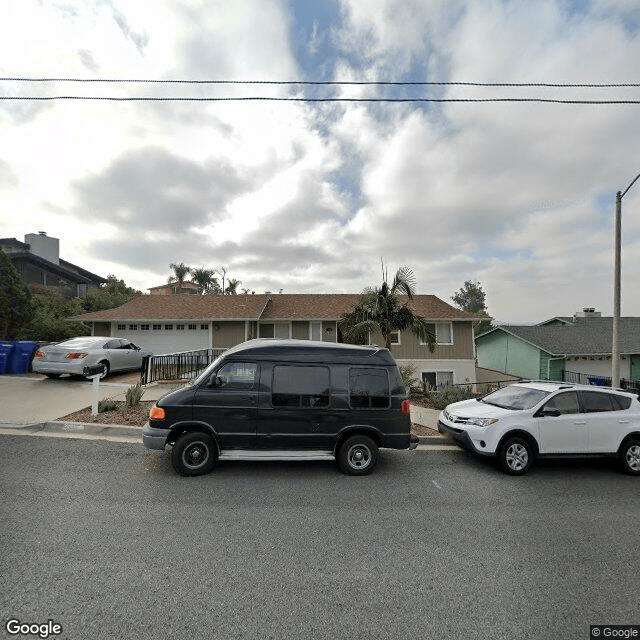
[539,408,561,418]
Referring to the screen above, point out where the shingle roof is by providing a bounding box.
[71,293,482,322]
[488,318,640,355]
[71,294,270,321]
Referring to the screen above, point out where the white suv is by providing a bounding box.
[438,381,640,475]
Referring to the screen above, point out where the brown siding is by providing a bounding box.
[292,321,309,340]
[388,322,475,360]
[212,321,246,348]
[92,322,111,337]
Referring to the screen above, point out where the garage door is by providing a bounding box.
[115,323,210,355]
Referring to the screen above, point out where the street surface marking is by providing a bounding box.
[0,428,141,444]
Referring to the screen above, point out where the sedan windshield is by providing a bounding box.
[481,386,551,410]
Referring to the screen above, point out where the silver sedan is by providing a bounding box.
[32,337,152,379]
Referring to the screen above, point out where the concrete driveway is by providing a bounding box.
[0,373,167,425]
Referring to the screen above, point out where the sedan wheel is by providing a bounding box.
[499,436,533,475]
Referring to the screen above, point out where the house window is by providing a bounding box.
[128,324,138,331]
[176,324,185,330]
[422,322,453,345]
[310,322,322,341]
[259,323,290,339]
[389,330,400,345]
[421,371,454,390]
[141,324,150,331]
[201,324,209,330]
[165,324,173,330]
[153,324,162,331]
[117,324,126,331]
[188,324,197,330]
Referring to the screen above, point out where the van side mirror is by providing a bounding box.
[208,375,223,388]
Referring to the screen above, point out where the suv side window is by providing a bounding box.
[272,365,330,408]
[216,362,258,390]
[350,368,390,409]
[581,391,616,413]
[543,391,580,414]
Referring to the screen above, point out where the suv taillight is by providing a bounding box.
[402,400,411,415]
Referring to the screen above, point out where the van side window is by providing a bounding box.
[272,366,330,408]
[216,362,258,389]
[350,368,390,409]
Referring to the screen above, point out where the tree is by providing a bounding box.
[168,262,191,293]
[451,280,492,334]
[19,288,90,342]
[339,265,436,351]
[224,278,241,295]
[0,249,32,340]
[190,267,217,295]
[82,275,141,312]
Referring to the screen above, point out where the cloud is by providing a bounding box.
[0,159,19,189]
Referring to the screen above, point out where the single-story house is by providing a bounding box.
[0,232,106,299]
[148,281,201,295]
[476,309,640,382]
[71,293,483,386]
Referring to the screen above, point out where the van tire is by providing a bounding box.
[338,435,379,475]
[171,431,218,477]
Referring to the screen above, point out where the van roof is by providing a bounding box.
[221,339,396,365]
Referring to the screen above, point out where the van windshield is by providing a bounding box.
[481,386,550,410]
[192,355,225,386]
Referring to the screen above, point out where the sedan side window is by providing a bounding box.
[544,392,580,415]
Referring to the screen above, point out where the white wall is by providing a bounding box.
[397,358,477,386]
[565,357,630,379]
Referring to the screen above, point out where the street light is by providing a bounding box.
[612,172,640,388]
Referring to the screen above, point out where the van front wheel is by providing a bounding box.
[338,435,379,475]
[171,431,218,476]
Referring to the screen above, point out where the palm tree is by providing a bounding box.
[224,278,241,295]
[190,267,215,295]
[339,265,436,351]
[168,262,191,294]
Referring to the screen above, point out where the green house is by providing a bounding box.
[476,313,640,383]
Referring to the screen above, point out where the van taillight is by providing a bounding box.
[402,400,411,414]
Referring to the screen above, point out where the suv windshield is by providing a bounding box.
[481,385,550,410]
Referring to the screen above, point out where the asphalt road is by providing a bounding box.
[1,436,638,640]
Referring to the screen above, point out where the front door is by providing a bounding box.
[192,361,259,449]
[536,391,589,453]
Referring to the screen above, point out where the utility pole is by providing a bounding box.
[612,173,640,388]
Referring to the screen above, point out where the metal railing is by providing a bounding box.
[562,370,640,393]
[141,348,226,385]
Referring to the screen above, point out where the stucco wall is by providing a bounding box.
[476,331,541,379]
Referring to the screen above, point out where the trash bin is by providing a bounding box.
[7,341,38,374]
[0,342,14,374]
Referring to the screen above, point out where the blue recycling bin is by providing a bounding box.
[0,342,14,374]
[7,341,38,374]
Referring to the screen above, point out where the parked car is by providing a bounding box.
[438,381,640,475]
[143,339,417,476]
[32,337,152,380]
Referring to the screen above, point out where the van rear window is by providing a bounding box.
[272,366,330,408]
[350,368,390,409]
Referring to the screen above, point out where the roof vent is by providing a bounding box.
[574,308,601,319]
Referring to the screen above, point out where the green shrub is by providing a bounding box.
[125,383,144,407]
[423,385,477,410]
[98,399,118,413]
[398,364,419,392]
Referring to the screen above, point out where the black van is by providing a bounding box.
[143,339,417,476]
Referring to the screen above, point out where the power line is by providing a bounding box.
[1,95,639,104]
[1,77,639,87]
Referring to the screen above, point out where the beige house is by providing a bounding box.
[72,293,481,386]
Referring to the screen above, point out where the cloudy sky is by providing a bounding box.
[1,0,639,323]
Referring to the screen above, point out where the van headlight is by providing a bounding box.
[468,418,498,427]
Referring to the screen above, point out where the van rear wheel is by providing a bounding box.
[338,435,379,475]
[171,431,218,476]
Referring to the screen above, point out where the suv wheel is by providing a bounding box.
[338,435,379,475]
[499,436,533,475]
[171,432,218,477]
[619,438,640,475]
